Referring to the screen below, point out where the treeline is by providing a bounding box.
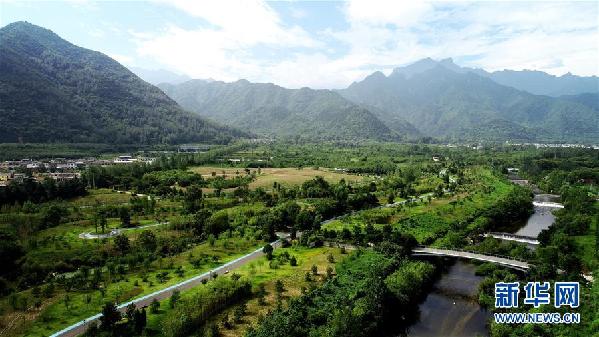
[246,248,436,337]
[0,178,86,206]
[83,143,247,191]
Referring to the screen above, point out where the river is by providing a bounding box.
[404,261,489,337]
[404,189,561,337]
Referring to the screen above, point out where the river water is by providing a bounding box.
[515,193,560,238]
[405,261,489,337]
[405,190,562,337]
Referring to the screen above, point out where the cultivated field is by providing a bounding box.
[188,167,365,190]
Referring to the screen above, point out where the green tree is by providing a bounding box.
[114,234,130,254]
[99,302,121,331]
[119,207,131,227]
[262,244,274,260]
[170,290,180,308]
[150,298,160,314]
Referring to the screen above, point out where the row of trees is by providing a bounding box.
[0,178,86,206]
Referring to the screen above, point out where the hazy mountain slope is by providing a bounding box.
[0,21,246,144]
[387,58,598,96]
[485,70,599,97]
[558,93,599,111]
[339,60,598,142]
[159,79,417,141]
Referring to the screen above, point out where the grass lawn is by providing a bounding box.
[189,167,365,190]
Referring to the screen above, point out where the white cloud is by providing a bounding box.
[325,0,599,83]
[345,0,433,27]
[133,0,319,82]
[131,0,598,88]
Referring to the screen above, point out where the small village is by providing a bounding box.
[0,155,156,186]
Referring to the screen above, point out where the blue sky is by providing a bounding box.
[1,0,597,88]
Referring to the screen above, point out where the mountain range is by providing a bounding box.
[0,21,597,144]
[158,80,417,141]
[337,58,599,142]
[0,21,245,144]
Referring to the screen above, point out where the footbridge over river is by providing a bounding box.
[412,247,531,271]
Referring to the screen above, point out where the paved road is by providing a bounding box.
[49,238,284,337]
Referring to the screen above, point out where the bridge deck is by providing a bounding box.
[412,247,530,270]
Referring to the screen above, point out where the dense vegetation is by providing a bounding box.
[246,249,436,337]
[0,178,86,206]
[0,22,246,144]
[0,142,596,337]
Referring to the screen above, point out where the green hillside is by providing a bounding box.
[159,79,418,141]
[0,22,247,144]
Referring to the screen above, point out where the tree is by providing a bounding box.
[262,244,273,260]
[114,234,130,254]
[170,290,180,308]
[326,266,334,279]
[119,207,131,228]
[204,323,220,337]
[150,298,160,314]
[133,308,147,334]
[138,230,157,252]
[0,230,23,277]
[184,185,203,213]
[99,214,108,234]
[99,302,121,331]
[289,256,297,266]
[311,264,318,275]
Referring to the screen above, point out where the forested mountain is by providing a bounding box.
[0,21,246,144]
[159,79,418,141]
[339,59,599,142]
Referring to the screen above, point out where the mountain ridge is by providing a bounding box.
[158,79,420,141]
[0,21,247,144]
[339,60,599,142]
